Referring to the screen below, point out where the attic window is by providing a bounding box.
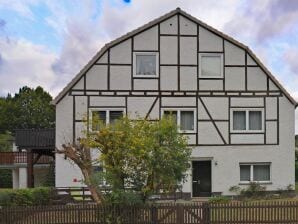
[133,52,159,77]
[199,53,223,78]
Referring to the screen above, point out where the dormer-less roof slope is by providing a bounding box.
[52,8,297,106]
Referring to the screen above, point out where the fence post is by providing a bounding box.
[177,204,184,224]
[151,205,158,224]
[202,202,210,224]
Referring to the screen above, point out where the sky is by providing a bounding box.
[0,0,297,132]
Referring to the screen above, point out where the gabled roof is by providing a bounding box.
[52,8,297,106]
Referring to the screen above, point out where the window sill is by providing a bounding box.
[239,181,272,185]
[231,130,264,134]
[199,76,223,79]
[133,74,159,78]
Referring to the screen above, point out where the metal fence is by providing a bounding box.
[0,200,298,224]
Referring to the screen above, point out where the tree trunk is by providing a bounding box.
[81,168,103,204]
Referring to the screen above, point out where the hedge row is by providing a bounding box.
[0,187,53,206]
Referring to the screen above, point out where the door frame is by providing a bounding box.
[191,157,213,198]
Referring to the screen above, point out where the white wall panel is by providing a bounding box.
[134,79,158,90]
[110,39,131,64]
[90,96,125,107]
[266,97,277,120]
[202,97,228,120]
[199,26,223,52]
[160,15,178,34]
[198,122,223,144]
[134,26,158,51]
[231,134,264,144]
[162,97,196,107]
[179,16,197,35]
[86,65,108,90]
[266,121,277,144]
[199,80,223,90]
[180,37,197,65]
[231,97,264,107]
[160,66,178,90]
[224,41,245,65]
[127,97,156,119]
[75,96,87,120]
[110,66,131,90]
[225,67,245,91]
[180,67,197,91]
[247,67,267,91]
[160,36,178,64]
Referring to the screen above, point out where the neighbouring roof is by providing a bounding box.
[52,8,297,107]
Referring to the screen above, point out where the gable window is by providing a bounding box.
[199,53,223,78]
[133,52,159,77]
[240,163,271,183]
[163,109,195,133]
[90,109,124,131]
[231,109,263,132]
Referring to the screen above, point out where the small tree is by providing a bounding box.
[88,116,191,199]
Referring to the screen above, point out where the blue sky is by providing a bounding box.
[0,0,297,131]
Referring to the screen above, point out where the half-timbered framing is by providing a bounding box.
[53,8,297,197]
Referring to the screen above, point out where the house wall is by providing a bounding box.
[55,13,295,195]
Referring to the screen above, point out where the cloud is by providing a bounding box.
[0,0,40,19]
[0,18,5,29]
[0,38,58,96]
[284,50,298,75]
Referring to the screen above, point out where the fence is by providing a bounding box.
[0,201,297,224]
[0,152,53,165]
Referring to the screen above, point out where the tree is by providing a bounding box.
[88,116,191,198]
[56,140,104,204]
[0,86,55,132]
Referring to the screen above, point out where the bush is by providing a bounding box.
[209,196,231,203]
[104,190,144,206]
[0,187,53,207]
[240,182,266,198]
[295,161,298,182]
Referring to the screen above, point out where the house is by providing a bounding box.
[52,8,297,197]
[0,129,55,189]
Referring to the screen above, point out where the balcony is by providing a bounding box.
[0,152,54,166]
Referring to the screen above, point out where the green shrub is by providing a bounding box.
[209,196,231,203]
[0,187,53,207]
[240,182,266,198]
[104,190,144,206]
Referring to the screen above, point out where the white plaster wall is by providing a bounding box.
[75,96,88,120]
[110,66,131,90]
[225,67,245,91]
[197,99,209,120]
[160,36,178,64]
[180,37,197,65]
[97,52,108,63]
[19,167,27,188]
[199,26,223,52]
[269,79,279,91]
[56,95,83,187]
[231,97,264,107]
[162,97,196,107]
[160,66,178,90]
[266,121,277,144]
[110,39,131,64]
[215,122,229,143]
[266,97,277,119]
[231,134,264,144]
[85,65,108,90]
[179,16,197,35]
[127,97,156,119]
[134,79,158,90]
[201,97,229,120]
[75,122,87,140]
[247,54,257,66]
[12,169,19,189]
[134,26,158,51]
[180,67,197,91]
[224,41,245,65]
[183,96,295,195]
[199,80,223,91]
[73,77,84,89]
[160,15,178,34]
[90,96,125,107]
[198,122,223,145]
[247,67,267,91]
[185,134,196,145]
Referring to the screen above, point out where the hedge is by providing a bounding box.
[0,187,53,207]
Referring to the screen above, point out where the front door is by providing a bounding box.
[192,161,211,197]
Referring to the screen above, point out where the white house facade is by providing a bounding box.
[53,8,297,197]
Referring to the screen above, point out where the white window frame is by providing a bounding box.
[89,108,125,132]
[161,109,196,134]
[199,53,223,78]
[230,108,264,133]
[133,52,159,78]
[239,163,271,184]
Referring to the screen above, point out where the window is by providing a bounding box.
[163,110,195,133]
[133,52,159,77]
[199,53,223,78]
[231,109,263,132]
[90,109,124,131]
[240,163,271,183]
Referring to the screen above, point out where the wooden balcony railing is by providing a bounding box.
[0,152,53,165]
